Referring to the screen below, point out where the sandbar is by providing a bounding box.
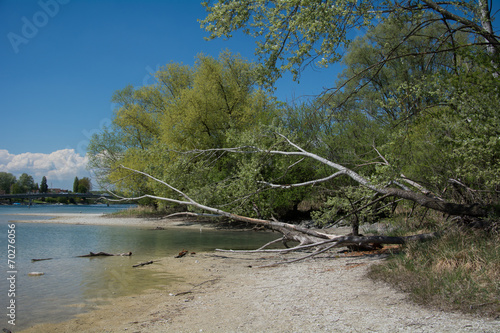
[6,212,216,229]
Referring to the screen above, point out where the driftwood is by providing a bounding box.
[31,258,53,262]
[133,260,155,267]
[78,251,132,257]
[175,250,189,258]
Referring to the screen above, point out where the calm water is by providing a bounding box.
[0,204,279,330]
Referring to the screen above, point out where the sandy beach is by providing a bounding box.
[13,214,499,332]
[8,212,211,229]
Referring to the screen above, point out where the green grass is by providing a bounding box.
[368,220,500,317]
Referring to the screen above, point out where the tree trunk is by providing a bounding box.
[382,188,491,217]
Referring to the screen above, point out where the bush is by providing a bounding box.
[368,224,500,317]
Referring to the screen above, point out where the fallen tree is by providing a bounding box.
[101,133,497,264]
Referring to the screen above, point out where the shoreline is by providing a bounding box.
[8,214,500,332]
[19,252,499,332]
[5,212,221,230]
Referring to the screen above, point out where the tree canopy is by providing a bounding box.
[88,52,281,204]
[14,173,35,194]
[40,176,48,193]
[0,172,16,194]
[89,1,499,230]
[201,0,499,85]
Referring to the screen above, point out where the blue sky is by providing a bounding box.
[0,0,342,189]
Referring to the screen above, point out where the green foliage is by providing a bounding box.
[16,173,35,193]
[76,177,91,193]
[144,125,314,218]
[57,196,68,204]
[73,177,79,193]
[40,176,48,193]
[448,66,500,190]
[159,51,276,150]
[214,126,315,217]
[201,0,375,83]
[201,1,497,85]
[45,197,58,204]
[0,172,16,194]
[88,52,282,209]
[11,182,23,195]
[379,57,500,199]
[312,186,391,227]
[87,2,499,224]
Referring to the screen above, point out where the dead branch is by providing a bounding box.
[175,250,189,258]
[217,232,438,254]
[133,260,155,267]
[221,232,439,267]
[256,237,286,251]
[109,161,443,254]
[77,251,132,257]
[325,194,402,229]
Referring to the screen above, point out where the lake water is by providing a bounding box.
[0,204,280,330]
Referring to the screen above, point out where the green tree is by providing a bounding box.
[0,172,16,194]
[160,52,276,150]
[314,15,463,176]
[301,15,500,226]
[57,196,68,204]
[17,173,35,193]
[88,52,280,200]
[11,182,23,194]
[73,177,79,193]
[201,0,499,85]
[77,177,91,193]
[201,2,500,218]
[40,176,48,193]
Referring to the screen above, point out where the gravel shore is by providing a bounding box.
[16,214,500,332]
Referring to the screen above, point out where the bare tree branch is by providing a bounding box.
[182,133,492,217]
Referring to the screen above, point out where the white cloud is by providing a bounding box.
[0,149,91,190]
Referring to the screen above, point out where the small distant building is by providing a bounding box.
[49,188,69,194]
